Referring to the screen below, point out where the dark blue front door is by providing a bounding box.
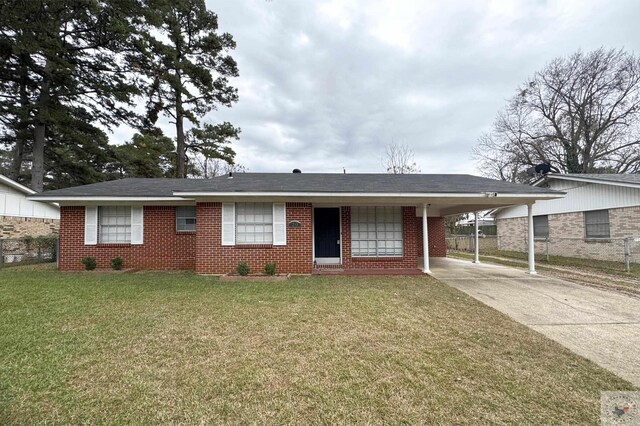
[314,208,340,259]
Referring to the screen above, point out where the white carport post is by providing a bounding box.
[527,203,537,274]
[422,203,431,274]
[473,211,480,263]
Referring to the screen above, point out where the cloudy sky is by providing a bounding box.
[121,0,640,175]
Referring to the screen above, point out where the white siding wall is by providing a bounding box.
[0,182,59,219]
[497,179,640,219]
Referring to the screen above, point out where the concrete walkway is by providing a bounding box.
[430,257,640,386]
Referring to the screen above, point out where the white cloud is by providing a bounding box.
[187,0,640,175]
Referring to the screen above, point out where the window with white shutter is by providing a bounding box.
[84,206,98,245]
[221,203,236,245]
[236,202,273,244]
[272,203,286,245]
[99,206,132,244]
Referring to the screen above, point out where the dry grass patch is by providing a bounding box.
[0,268,635,424]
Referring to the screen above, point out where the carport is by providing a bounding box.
[419,193,563,274]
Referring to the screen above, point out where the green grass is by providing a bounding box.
[0,265,635,424]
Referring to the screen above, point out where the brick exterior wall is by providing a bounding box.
[497,206,640,261]
[195,202,313,275]
[341,206,416,270]
[1,216,59,239]
[59,206,195,271]
[339,207,446,270]
[417,216,447,258]
[59,203,448,273]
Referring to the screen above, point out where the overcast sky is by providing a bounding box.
[118,0,640,175]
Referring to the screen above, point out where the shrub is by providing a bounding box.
[34,235,57,250]
[236,261,250,276]
[264,262,277,276]
[111,257,124,270]
[23,235,34,251]
[81,257,97,271]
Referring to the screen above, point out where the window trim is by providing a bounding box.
[584,209,610,239]
[351,206,404,258]
[176,206,196,233]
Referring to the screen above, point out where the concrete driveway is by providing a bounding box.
[430,257,640,386]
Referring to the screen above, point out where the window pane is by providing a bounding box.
[176,206,196,231]
[351,206,403,257]
[99,206,132,243]
[533,215,549,238]
[236,203,273,244]
[585,210,610,238]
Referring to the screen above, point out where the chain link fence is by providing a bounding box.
[446,234,640,273]
[0,235,58,269]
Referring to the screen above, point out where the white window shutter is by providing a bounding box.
[84,206,98,245]
[131,206,144,245]
[221,203,236,246]
[273,203,286,246]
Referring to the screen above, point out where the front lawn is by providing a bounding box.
[0,266,635,424]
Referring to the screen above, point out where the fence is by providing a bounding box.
[446,235,640,273]
[0,236,58,269]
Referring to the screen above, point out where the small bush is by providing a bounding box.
[34,235,57,250]
[111,257,124,270]
[236,261,250,276]
[264,262,277,276]
[81,257,97,271]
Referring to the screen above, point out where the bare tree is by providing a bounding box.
[190,154,246,178]
[382,142,421,174]
[474,48,640,182]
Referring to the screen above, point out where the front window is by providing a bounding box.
[584,209,610,239]
[236,202,273,244]
[99,206,131,243]
[351,206,403,257]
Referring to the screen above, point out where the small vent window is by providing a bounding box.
[176,206,196,232]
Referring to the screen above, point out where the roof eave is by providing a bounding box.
[27,196,193,202]
[0,174,36,195]
[542,174,640,189]
[172,191,563,198]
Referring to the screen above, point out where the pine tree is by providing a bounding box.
[137,0,240,178]
[0,0,142,190]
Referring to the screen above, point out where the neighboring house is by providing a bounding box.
[28,172,560,274]
[495,174,640,261]
[0,174,59,239]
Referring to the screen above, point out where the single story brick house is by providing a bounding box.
[495,173,640,261]
[1,174,59,239]
[29,172,561,274]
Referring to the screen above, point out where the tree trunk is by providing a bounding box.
[9,139,25,181]
[32,122,46,192]
[9,60,30,181]
[175,83,186,178]
[31,61,51,192]
[175,95,185,178]
[565,141,581,173]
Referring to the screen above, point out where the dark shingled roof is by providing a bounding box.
[29,173,559,198]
